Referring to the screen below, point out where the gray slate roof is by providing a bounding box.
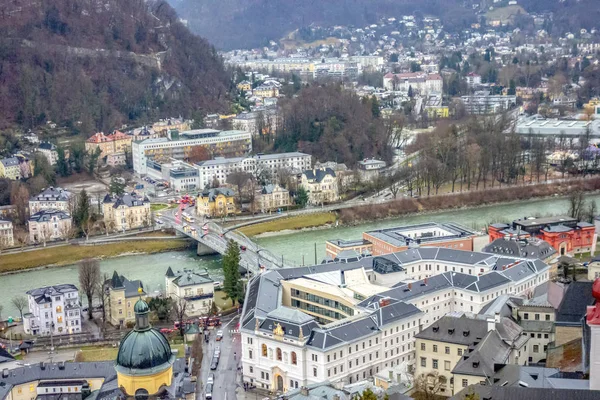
[0,157,19,167]
[303,168,336,182]
[415,315,489,345]
[171,269,214,287]
[26,284,78,304]
[29,209,71,222]
[483,238,556,260]
[556,281,595,327]
[31,187,72,202]
[451,385,597,400]
[108,271,145,298]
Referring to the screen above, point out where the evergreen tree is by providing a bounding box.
[408,85,414,98]
[354,388,378,400]
[33,153,56,185]
[109,177,126,196]
[295,186,309,207]
[222,240,242,307]
[87,147,102,174]
[74,189,90,229]
[56,146,70,177]
[371,96,381,118]
[508,79,516,95]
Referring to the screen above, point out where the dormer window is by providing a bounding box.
[448,329,455,335]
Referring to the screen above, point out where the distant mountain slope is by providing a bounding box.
[169,0,477,50]
[0,0,230,132]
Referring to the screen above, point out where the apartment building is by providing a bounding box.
[383,72,443,93]
[132,129,252,175]
[196,152,311,188]
[240,249,551,393]
[165,267,214,316]
[257,184,292,212]
[232,110,279,137]
[102,193,151,232]
[415,314,528,395]
[151,118,190,136]
[300,168,339,205]
[196,188,237,218]
[23,284,81,336]
[514,303,555,364]
[28,209,72,243]
[0,219,14,248]
[29,187,73,214]
[460,91,517,114]
[85,131,132,158]
[0,157,21,180]
[37,142,59,165]
[104,271,146,327]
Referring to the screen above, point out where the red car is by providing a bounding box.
[160,328,173,334]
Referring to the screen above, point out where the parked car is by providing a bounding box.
[160,328,173,334]
[210,357,218,370]
[205,383,213,399]
[216,330,223,341]
[207,373,214,385]
[240,245,247,251]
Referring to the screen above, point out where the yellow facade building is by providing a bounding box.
[196,188,238,218]
[105,271,146,327]
[102,192,151,232]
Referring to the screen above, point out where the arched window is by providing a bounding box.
[291,351,297,365]
[276,348,282,361]
[262,344,267,357]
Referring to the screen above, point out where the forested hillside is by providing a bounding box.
[0,0,230,132]
[169,0,476,50]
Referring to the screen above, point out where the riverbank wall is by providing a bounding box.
[338,177,600,224]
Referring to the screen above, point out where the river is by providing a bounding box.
[2,193,600,317]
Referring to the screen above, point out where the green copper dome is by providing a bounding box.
[115,297,173,373]
[134,298,150,314]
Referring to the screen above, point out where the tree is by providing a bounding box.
[79,258,100,320]
[370,96,381,118]
[227,171,252,206]
[87,147,102,174]
[74,189,90,229]
[109,177,126,196]
[56,147,70,177]
[586,200,598,224]
[96,273,110,327]
[415,372,445,400]
[10,182,30,225]
[187,146,211,163]
[148,297,172,321]
[353,388,378,400]
[295,186,309,207]
[568,190,586,221]
[33,153,55,184]
[222,240,242,307]
[172,297,189,337]
[210,300,218,315]
[70,142,86,173]
[390,53,399,63]
[408,85,414,98]
[12,296,28,320]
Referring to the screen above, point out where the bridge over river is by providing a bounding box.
[160,208,296,273]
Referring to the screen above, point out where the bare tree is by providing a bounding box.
[59,224,77,243]
[227,171,253,206]
[39,224,50,247]
[15,229,29,251]
[96,273,110,327]
[12,296,28,320]
[275,167,293,188]
[10,183,30,225]
[415,372,446,400]
[568,190,586,221]
[79,258,101,320]
[172,297,189,337]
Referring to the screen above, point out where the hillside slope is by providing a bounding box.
[169,0,477,50]
[0,0,230,132]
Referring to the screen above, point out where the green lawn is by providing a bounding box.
[151,203,169,212]
[237,212,337,237]
[78,343,184,362]
[214,290,237,311]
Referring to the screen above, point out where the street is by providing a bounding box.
[197,314,242,400]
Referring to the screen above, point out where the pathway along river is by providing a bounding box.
[2,194,600,317]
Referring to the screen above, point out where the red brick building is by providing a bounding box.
[488,216,596,256]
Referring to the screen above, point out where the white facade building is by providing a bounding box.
[240,248,551,393]
[37,142,59,166]
[0,219,14,248]
[23,284,81,336]
[29,187,73,214]
[165,267,214,316]
[196,152,312,188]
[132,129,252,175]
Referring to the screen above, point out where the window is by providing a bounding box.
[262,344,267,357]
[546,314,551,321]
[433,345,438,353]
[433,359,439,369]
[533,345,539,353]
[249,350,253,359]
[421,357,427,367]
[445,346,450,354]
[445,360,451,371]
[524,313,529,320]
[313,368,317,377]
[535,314,540,321]
[421,343,426,351]
[291,352,297,365]
[247,337,253,344]
[249,366,253,373]
[458,349,463,356]
[462,379,468,388]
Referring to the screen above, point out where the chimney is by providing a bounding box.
[389,370,394,381]
[424,277,428,285]
[40,361,45,370]
[487,317,495,332]
[333,395,341,400]
[408,283,412,290]
[495,312,501,324]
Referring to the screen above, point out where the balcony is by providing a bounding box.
[185,293,214,301]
